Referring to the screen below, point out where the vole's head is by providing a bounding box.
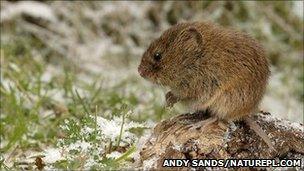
[138,23,204,86]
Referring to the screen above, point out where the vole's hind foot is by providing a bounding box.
[244,117,277,152]
[188,117,218,130]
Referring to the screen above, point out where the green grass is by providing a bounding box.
[0,33,172,170]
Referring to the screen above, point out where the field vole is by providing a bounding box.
[138,22,274,150]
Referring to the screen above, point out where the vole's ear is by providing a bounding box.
[179,27,203,46]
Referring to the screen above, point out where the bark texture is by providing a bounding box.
[138,111,304,170]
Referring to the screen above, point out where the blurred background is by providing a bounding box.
[1,1,303,170]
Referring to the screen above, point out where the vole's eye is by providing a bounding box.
[153,52,161,62]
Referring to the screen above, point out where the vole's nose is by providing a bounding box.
[138,65,147,78]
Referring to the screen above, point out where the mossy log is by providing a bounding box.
[138,111,304,170]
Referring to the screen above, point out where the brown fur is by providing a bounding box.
[138,21,270,122]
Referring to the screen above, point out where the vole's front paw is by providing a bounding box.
[165,91,178,108]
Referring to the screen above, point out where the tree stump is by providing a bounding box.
[138,111,304,170]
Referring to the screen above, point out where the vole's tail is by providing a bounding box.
[244,117,276,152]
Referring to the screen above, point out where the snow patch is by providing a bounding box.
[106,151,122,159]
[43,148,64,164]
[96,115,146,144]
[262,114,304,132]
[142,156,158,170]
[67,141,92,153]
